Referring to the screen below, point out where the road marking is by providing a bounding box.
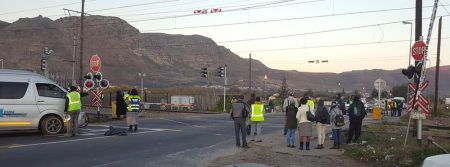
[7,129,180,149]
[157,118,206,128]
[92,160,124,167]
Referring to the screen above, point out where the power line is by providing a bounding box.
[86,0,180,13]
[233,37,450,53]
[0,0,99,16]
[116,0,317,18]
[141,5,438,32]
[128,0,318,22]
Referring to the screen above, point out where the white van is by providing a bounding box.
[0,69,67,135]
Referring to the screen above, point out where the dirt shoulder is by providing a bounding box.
[208,131,366,167]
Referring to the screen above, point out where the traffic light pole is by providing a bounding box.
[223,65,227,113]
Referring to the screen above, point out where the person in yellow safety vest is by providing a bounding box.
[307,96,315,111]
[64,86,81,137]
[125,88,141,131]
[250,97,265,142]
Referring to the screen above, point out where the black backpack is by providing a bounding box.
[306,106,316,122]
[333,110,345,127]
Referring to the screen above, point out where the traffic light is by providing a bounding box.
[99,79,109,88]
[401,66,415,79]
[93,72,102,81]
[201,67,208,78]
[217,66,225,78]
[84,72,93,80]
[41,59,46,71]
[83,79,95,90]
[83,72,94,90]
[401,62,424,80]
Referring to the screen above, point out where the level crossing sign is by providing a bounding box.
[407,81,430,114]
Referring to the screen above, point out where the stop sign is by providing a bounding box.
[90,54,101,73]
[412,41,426,61]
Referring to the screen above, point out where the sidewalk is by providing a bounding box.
[208,113,403,167]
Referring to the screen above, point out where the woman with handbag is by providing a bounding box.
[296,97,313,150]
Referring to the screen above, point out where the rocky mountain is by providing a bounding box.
[0,15,449,96]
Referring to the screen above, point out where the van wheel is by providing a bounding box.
[40,116,63,135]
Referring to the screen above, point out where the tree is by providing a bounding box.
[279,77,288,100]
[371,89,378,98]
[381,91,389,98]
[391,84,408,99]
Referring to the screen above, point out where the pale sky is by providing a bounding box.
[1,0,449,73]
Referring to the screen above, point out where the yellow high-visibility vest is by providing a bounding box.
[125,95,141,112]
[67,91,81,112]
[250,103,264,122]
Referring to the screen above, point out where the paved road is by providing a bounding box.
[0,112,285,167]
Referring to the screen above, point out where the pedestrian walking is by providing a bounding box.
[397,100,403,117]
[283,92,298,135]
[390,99,397,117]
[314,99,330,149]
[346,95,367,144]
[115,91,127,119]
[230,95,250,148]
[64,86,81,137]
[296,97,313,150]
[269,99,274,113]
[285,99,298,148]
[384,99,389,116]
[250,97,265,142]
[329,101,343,149]
[125,89,141,131]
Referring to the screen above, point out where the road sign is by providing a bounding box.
[408,81,429,92]
[90,54,101,73]
[407,80,430,114]
[90,89,103,107]
[412,40,426,61]
[374,78,386,91]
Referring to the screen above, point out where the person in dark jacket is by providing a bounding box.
[336,93,346,115]
[115,91,127,119]
[285,101,298,148]
[346,95,367,144]
[246,93,256,135]
[315,99,330,149]
[230,95,250,148]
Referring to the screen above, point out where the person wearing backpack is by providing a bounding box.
[314,99,330,149]
[283,92,298,135]
[329,101,344,149]
[336,93,346,115]
[296,97,313,150]
[346,95,367,144]
[285,100,298,148]
[230,95,250,148]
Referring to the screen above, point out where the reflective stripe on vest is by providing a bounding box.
[250,103,264,122]
[67,91,81,112]
[126,95,141,112]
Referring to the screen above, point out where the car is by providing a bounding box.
[0,69,67,135]
[422,154,450,167]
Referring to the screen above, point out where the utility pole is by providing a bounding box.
[249,53,252,94]
[79,0,85,92]
[412,0,422,138]
[223,65,227,113]
[434,17,442,115]
[72,33,77,86]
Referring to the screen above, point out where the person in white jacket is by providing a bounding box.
[296,97,313,150]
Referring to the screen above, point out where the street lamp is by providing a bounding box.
[403,21,413,109]
[264,75,268,101]
[138,73,146,97]
[402,21,413,66]
[0,59,3,69]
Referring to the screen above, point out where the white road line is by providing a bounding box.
[92,160,124,167]
[7,129,180,149]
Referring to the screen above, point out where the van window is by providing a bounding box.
[0,82,29,99]
[36,83,66,98]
